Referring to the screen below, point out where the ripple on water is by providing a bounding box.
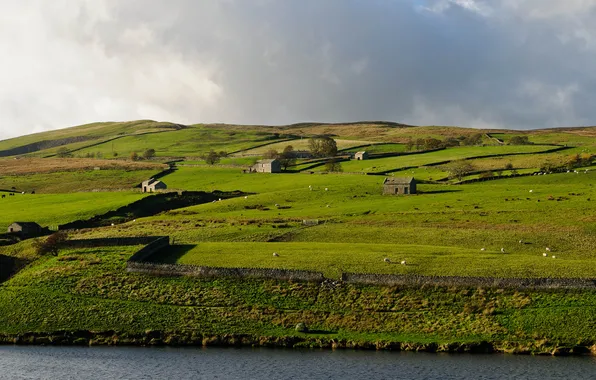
[0,346,595,380]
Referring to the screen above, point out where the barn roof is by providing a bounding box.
[257,158,279,164]
[355,151,367,155]
[383,177,415,185]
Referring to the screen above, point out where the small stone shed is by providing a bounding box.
[251,158,281,173]
[354,151,369,160]
[142,179,167,193]
[7,222,42,237]
[383,177,416,195]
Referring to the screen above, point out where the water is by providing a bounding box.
[0,346,594,380]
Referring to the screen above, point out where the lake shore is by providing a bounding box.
[1,330,595,356]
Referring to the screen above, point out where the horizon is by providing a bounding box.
[2,1,596,140]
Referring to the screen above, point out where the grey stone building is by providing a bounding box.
[383,177,416,195]
[142,179,167,193]
[354,151,369,160]
[251,158,281,173]
[7,222,43,237]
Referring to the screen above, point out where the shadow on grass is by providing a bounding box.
[150,244,197,264]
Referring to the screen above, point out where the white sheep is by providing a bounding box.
[519,240,523,244]
[275,203,280,207]
[501,248,505,253]
[401,260,407,265]
[543,253,547,257]
[481,248,486,251]
[545,247,551,252]
[244,196,248,199]
[383,258,391,263]
[552,255,556,259]
[529,190,533,193]
[273,252,279,257]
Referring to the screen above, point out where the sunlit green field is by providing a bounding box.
[239,139,374,155]
[0,169,159,194]
[63,165,596,280]
[0,192,146,228]
[340,143,407,154]
[2,244,595,349]
[321,145,558,173]
[2,123,596,351]
[73,127,281,158]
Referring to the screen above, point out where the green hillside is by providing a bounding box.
[1,121,596,354]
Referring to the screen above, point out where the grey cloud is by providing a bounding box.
[1,0,596,140]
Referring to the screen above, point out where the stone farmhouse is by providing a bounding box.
[354,151,369,160]
[251,158,281,173]
[383,177,416,195]
[142,178,167,193]
[7,222,43,237]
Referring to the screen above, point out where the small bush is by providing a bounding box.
[32,231,68,256]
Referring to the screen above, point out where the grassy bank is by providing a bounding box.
[0,245,594,354]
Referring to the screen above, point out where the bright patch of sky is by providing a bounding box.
[1,0,596,140]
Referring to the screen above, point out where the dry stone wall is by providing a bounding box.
[126,261,325,282]
[341,273,596,290]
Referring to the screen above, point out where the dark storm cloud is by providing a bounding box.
[1,0,596,140]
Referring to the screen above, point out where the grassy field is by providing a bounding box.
[0,169,160,194]
[72,127,284,158]
[322,145,558,173]
[0,244,594,351]
[238,139,375,155]
[1,122,596,351]
[340,143,407,154]
[154,241,596,279]
[63,165,596,282]
[0,158,165,175]
[0,192,146,228]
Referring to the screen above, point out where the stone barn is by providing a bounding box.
[354,151,369,160]
[383,177,416,195]
[7,222,42,237]
[251,158,281,173]
[142,179,167,193]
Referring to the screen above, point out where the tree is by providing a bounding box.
[279,145,297,170]
[443,137,460,147]
[143,148,156,160]
[308,136,338,158]
[461,133,483,146]
[505,162,514,171]
[324,159,343,172]
[263,149,279,159]
[405,139,414,151]
[32,231,68,256]
[56,147,73,158]
[205,150,220,165]
[130,151,139,161]
[444,160,475,181]
[422,138,443,150]
[509,135,531,145]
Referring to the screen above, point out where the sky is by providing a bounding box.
[1,0,596,140]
